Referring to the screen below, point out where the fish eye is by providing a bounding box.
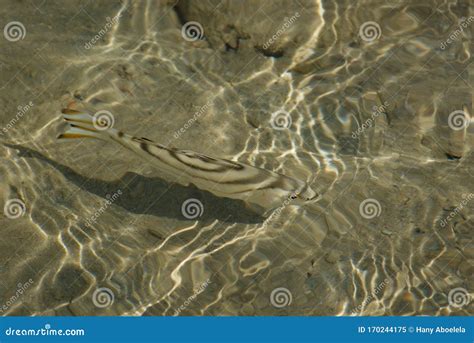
[290,194,298,200]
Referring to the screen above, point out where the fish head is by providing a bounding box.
[244,177,318,212]
[289,182,319,204]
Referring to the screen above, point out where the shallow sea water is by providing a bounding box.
[0,0,473,316]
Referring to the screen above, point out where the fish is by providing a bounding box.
[58,109,318,214]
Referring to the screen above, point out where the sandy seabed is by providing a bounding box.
[0,0,472,316]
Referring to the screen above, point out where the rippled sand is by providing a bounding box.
[0,0,472,316]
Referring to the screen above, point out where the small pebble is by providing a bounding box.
[325,251,339,264]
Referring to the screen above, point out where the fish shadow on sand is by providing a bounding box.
[4,144,265,224]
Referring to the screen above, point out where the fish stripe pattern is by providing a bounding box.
[58,109,317,213]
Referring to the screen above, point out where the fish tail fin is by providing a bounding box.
[57,108,112,140]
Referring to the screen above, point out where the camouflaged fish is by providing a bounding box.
[58,109,317,213]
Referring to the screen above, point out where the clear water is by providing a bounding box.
[0,0,472,316]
